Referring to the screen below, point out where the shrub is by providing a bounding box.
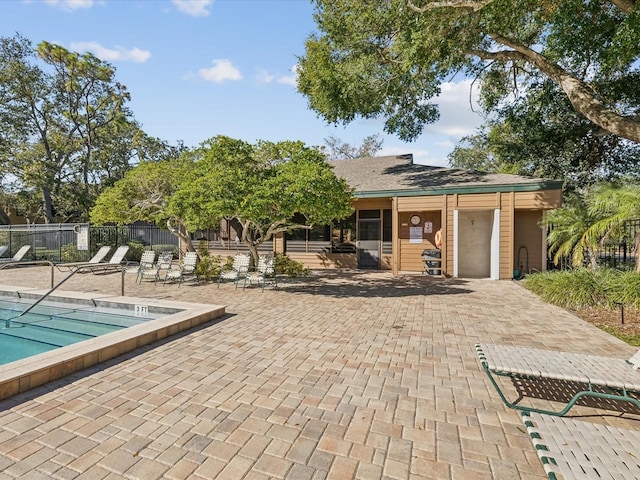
[523,268,640,309]
[275,254,310,277]
[194,241,222,281]
[126,241,145,263]
[151,244,179,258]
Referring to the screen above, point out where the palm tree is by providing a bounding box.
[586,182,640,272]
[543,193,601,269]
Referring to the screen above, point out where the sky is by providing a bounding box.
[2,0,486,167]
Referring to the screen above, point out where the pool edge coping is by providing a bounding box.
[0,285,226,401]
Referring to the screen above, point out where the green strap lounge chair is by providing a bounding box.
[475,343,640,416]
[521,411,640,480]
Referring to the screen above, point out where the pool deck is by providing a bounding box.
[0,266,638,479]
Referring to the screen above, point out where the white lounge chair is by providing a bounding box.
[476,343,640,416]
[0,246,8,258]
[0,245,31,263]
[56,246,112,270]
[243,254,277,291]
[164,252,199,286]
[89,245,130,274]
[217,253,250,289]
[521,412,640,480]
[136,250,159,283]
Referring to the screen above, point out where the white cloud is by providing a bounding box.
[255,64,298,86]
[379,145,449,167]
[172,0,213,17]
[199,59,242,83]
[425,79,484,138]
[43,0,94,10]
[256,69,275,85]
[69,42,151,63]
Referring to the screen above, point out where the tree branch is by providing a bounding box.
[608,0,635,14]
[488,32,640,143]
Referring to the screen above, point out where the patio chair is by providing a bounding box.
[217,253,250,289]
[90,245,130,274]
[56,246,112,271]
[164,251,199,286]
[0,245,31,263]
[475,343,640,416]
[136,250,159,283]
[0,246,8,258]
[243,254,277,291]
[521,411,640,480]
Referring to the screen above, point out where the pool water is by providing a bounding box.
[0,297,160,365]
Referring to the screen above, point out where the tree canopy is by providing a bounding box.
[447,79,640,191]
[0,33,176,223]
[298,0,640,144]
[91,136,354,265]
[323,134,384,160]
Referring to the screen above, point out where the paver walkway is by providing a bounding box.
[0,267,638,479]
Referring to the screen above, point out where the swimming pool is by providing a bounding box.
[0,285,225,400]
[0,295,164,365]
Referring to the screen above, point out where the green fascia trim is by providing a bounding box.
[352,181,563,198]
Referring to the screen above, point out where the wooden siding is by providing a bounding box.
[352,198,392,210]
[514,210,544,274]
[499,193,514,279]
[396,196,443,212]
[286,252,358,269]
[514,190,562,209]
[397,211,441,273]
[455,193,500,209]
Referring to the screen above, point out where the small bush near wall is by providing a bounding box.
[151,244,179,258]
[195,241,222,281]
[275,254,311,277]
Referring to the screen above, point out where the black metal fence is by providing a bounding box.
[0,223,179,263]
[547,219,639,270]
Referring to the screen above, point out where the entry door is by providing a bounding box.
[358,219,380,269]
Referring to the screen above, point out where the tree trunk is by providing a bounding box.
[42,187,54,223]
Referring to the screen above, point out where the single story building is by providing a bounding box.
[205,154,563,280]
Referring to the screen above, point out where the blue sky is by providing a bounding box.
[3,0,485,166]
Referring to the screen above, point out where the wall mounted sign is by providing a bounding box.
[409,226,423,243]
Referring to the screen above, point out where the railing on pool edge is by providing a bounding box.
[0,261,126,327]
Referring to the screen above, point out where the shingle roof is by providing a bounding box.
[329,155,562,197]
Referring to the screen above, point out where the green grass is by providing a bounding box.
[599,325,640,347]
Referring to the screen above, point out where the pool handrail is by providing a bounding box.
[1,262,127,324]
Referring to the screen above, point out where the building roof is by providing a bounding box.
[329,155,563,198]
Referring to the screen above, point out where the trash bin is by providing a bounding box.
[422,249,441,275]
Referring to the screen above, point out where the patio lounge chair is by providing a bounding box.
[217,253,250,289]
[475,343,640,416]
[136,250,159,283]
[0,245,31,263]
[56,246,112,270]
[0,246,8,258]
[89,245,130,274]
[521,411,640,480]
[164,251,199,286]
[243,254,277,291]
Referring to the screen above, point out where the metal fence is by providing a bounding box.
[547,219,639,270]
[0,223,179,263]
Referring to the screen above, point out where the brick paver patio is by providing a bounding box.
[0,267,638,479]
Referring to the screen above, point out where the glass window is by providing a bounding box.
[332,212,356,253]
[359,209,380,219]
